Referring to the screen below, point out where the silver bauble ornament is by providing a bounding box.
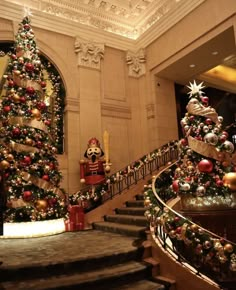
[204,132,218,145]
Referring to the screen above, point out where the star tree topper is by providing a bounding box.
[187,80,205,97]
[23,6,33,18]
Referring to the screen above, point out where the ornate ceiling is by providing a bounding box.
[2,0,204,45]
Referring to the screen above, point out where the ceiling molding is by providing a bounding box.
[1,0,205,51]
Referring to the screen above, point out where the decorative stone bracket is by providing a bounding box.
[74,37,104,70]
[126,49,146,78]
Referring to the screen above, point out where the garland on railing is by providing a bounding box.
[144,170,236,279]
[69,141,178,208]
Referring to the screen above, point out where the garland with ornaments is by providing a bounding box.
[144,185,236,274]
[71,142,177,209]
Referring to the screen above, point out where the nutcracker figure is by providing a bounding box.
[80,135,111,185]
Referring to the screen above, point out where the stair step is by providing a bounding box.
[102,279,165,290]
[105,214,148,226]
[135,193,145,200]
[116,207,146,216]
[126,200,145,207]
[153,275,176,287]
[1,261,152,290]
[93,221,147,237]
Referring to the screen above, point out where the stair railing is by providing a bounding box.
[70,141,179,211]
[145,163,236,290]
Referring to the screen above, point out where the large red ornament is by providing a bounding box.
[3,106,11,112]
[12,127,21,136]
[198,159,213,173]
[23,191,32,202]
[42,175,50,181]
[23,156,31,165]
[26,86,35,95]
[172,180,179,192]
[25,62,34,72]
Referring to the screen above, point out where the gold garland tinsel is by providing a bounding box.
[9,140,39,154]
[22,171,65,200]
[13,74,43,96]
[187,136,231,162]
[8,116,50,138]
[186,98,219,124]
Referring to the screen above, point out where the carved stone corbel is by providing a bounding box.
[74,37,104,70]
[126,48,146,78]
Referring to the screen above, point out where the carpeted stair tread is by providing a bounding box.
[126,200,145,207]
[116,207,146,216]
[96,279,165,290]
[1,261,151,290]
[93,221,147,237]
[105,214,148,226]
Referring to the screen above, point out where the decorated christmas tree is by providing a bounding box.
[172,81,236,210]
[0,11,68,223]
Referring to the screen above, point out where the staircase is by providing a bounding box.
[0,229,165,290]
[93,195,148,238]
[92,193,176,290]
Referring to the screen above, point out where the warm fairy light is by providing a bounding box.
[0,218,65,238]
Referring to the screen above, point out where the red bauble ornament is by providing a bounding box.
[219,134,227,143]
[42,175,50,181]
[36,141,43,148]
[40,81,46,88]
[23,156,31,165]
[25,62,34,72]
[205,118,212,125]
[24,24,30,30]
[180,138,188,146]
[48,197,57,206]
[8,80,15,87]
[216,179,223,187]
[20,96,26,103]
[175,227,182,234]
[26,86,35,95]
[172,180,179,192]
[12,127,21,136]
[201,96,209,104]
[37,101,46,110]
[23,191,32,201]
[198,159,213,173]
[222,131,229,139]
[49,162,55,169]
[3,105,11,112]
[44,120,51,126]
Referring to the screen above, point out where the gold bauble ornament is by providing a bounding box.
[224,243,234,253]
[144,199,151,207]
[223,172,236,191]
[190,224,199,232]
[35,199,48,211]
[25,138,33,146]
[12,93,20,103]
[0,160,10,170]
[31,108,41,120]
[7,154,14,162]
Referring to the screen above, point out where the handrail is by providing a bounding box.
[70,141,179,211]
[145,162,236,289]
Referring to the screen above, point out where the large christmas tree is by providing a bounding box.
[0,12,67,223]
[172,81,236,210]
